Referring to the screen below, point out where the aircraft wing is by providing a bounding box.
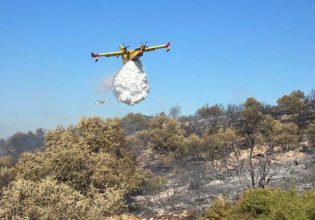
[91,51,124,58]
[143,42,171,52]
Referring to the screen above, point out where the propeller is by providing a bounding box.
[141,41,148,48]
[122,43,130,49]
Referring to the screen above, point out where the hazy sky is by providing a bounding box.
[0,1,315,138]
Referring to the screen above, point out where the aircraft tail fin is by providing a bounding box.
[91,52,99,58]
[91,52,99,62]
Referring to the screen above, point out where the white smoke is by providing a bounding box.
[97,74,115,94]
[112,60,149,106]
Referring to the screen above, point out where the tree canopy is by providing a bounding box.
[277,90,305,114]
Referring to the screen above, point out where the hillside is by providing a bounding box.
[0,90,315,219]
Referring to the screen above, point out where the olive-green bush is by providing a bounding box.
[202,188,315,220]
[0,177,99,219]
[146,113,185,154]
[0,117,144,218]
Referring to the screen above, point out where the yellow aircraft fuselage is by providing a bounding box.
[91,42,170,64]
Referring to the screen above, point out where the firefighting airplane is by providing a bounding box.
[94,98,109,105]
[91,41,170,64]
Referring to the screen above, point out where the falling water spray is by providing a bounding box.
[112,59,149,105]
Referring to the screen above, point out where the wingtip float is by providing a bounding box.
[91,41,171,64]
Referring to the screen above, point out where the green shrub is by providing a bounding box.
[146,113,185,154]
[202,188,315,220]
[200,196,230,220]
[232,188,315,220]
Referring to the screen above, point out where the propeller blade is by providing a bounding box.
[140,41,148,48]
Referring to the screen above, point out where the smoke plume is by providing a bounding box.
[97,74,115,94]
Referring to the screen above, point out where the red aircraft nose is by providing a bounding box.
[166,42,171,47]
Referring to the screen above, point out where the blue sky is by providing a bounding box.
[0,1,315,138]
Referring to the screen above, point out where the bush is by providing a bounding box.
[3,117,147,217]
[120,113,150,135]
[277,90,305,114]
[200,196,230,220]
[202,127,238,161]
[15,117,138,193]
[201,188,315,220]
[0,177,126,219]
[274,122,300,151]
[184,134,203,157]
[196,104,224,119]
[15,146,93,192]
[237,188,315,220]
[146,113,185,154]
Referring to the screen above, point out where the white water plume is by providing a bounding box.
[112,60,149,106]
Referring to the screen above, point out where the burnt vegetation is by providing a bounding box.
[0,89,315,219]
